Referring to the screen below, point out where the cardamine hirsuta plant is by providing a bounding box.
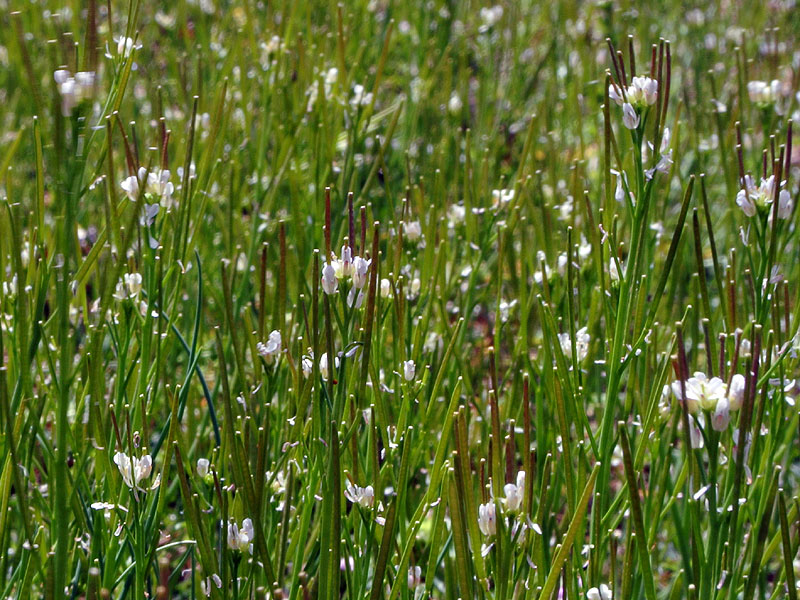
[0,1,799,599]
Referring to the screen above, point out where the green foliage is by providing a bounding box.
[0,0,799,598]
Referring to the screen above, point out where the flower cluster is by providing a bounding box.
[587,584,613,600]
[477,501,497,536]
[227,518,254,554]
[477,471,526,537]
[54,69,96,116]
[121,167,175,208]
[671,372,745,432]
[747,80,781,106]
[609,76,658,109]
[558,327,590,363]
[344,482,375,508]
[321,244,372,308]
[609,76,658,129]
[256,330,282,363]
[113,451,158,493]
[735,175,792,220]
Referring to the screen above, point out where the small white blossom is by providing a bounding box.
[478,502,497,536]
[503,471,525,512]
[728,373,745,411]
[352,256,371,289]
[491,189,514,208]
[407,565,422,589]
[448,93,463,114]
[403,360,416,381]
[587,584,612,600]
[196,458,210,478]
[54,69,95,115]
[116,36,142,58]
[622,102,640,129]
[711,396,730,432]
[344,483,375,507]
[227,518,254,553]
[671,372,727,413]
[736,175,792,219]
[113,452,156,491]
[609,76,657,108]
[558,327,590,362]
[380,278,393,299]
[479,5,503,31]
[350,84,373,109]
[256,330,282,362]
[404,221,422,241]
[121,167,174,207]
[322,262,339,295]
[347,286,364,308]
[124,272,142,297]
[319,352,339,381]
[747,80,781,106]
[447,203,466,226]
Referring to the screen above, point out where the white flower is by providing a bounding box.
[54,69,95,115]
[350,84,373,109]
[407,565,422,589]
[200,574,222,597]
[2,274,17,297]
[658,385,673,421]
[622,102,640,129]
[688,414,705,449]
[447,203,466,226]
[256,330,282,362]
[113,452,155,491]
[671,372,727,413]
[558,327,590,362]
[322,262,339,295]
[121,167,174,207]
[611,169,635,206]
[448,93,463,114]
[711,396,730,432]
[609,258,621,283]
[124,272,142,297]
[347,287,364,309]
[403,360,416,381]
[736,175,791,219]
[479,5,503,30]
[113,280,127,301]
[629,76,658,106]
[116,36,142,58]
[380,278,393,299]
[646,127,673,180]
[407,277,421,300]
[491,188,514,207]
[728,373,746,411]
[609,76,657,108]
[148,169,175,207]
[352,256,371,289]
[344,483,374,507]
[503,471,525,512]
[319,352,339,381]
[121,174,140,201]
[747,80,781,105]
[227,518,254,553]
[478,502,497,536]
[301,351,314,377]
[338,245,354,278]
[196,458,210,478]
[587,584,613,600]
[404,221,422,241]
[498,299,517,323]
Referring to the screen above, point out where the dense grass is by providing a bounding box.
[0,0,799,598]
